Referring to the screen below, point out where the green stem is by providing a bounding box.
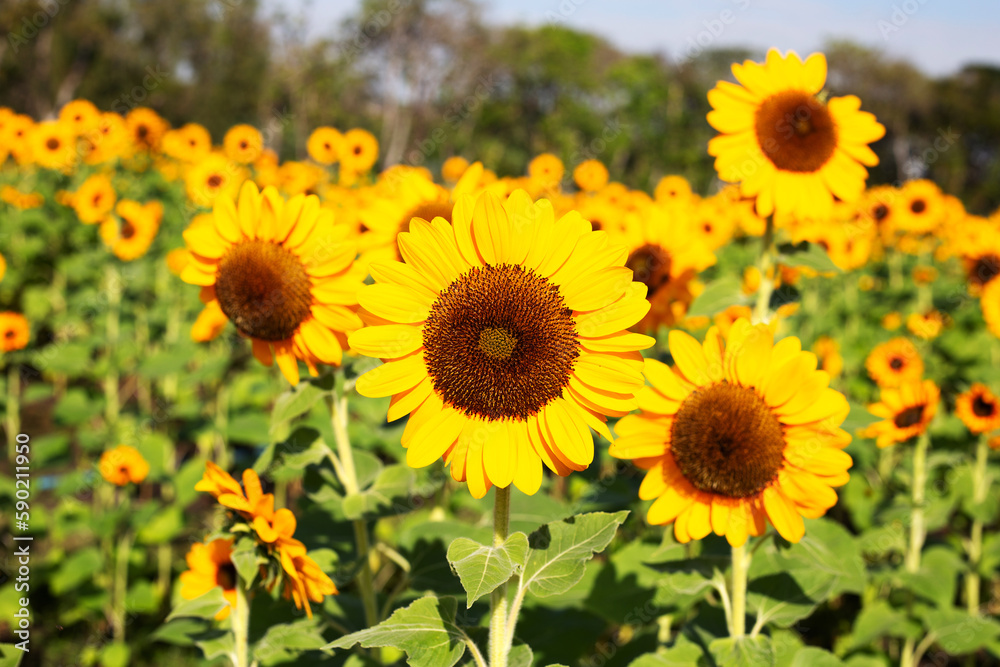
[752,217,775,324]
[966,433,990,615]
[905,432,930,573]
[730,542,749,637]
[327,383,379,639]
[489,486,512,667]
[105,264,121,429]
[6,365,20,460]
[232,574,251,667]
[135,304,152,416]
[889,251,903,291]
[215,382,230,468]
[112,531,133,641]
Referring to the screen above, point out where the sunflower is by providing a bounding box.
[29,120,77,170]
[72,173,117,224]
[349,189,654,498]
[164,123,213,163]
[98,445,150,486]
[125,107,169,152]
[527,153,565,193]
[956,384,1000,434]
[59,99,100,135]
[82,112,129,165]
[573,159,609,193]
[866,379,939,448]
[896,180,945,234]
[865,338,923,387]
[278,161,326,196]
[912,266,938,285]
[224,124,264,164]
[981,278,1000,340]
[610,319,851,545]
[99,200,163,261]
[0,313,30,352]
[278,540,338,618]
[179,538,238,620]
[339,128,379,174]
[0,254,6,282]
[181,181,363,385]
[882,312,902,331]
[185,153,246,208]
[442,156,470,183]
[707,49,885,220]
[191,300,230,342]
[3,113,34,164]
[906,311,946,340]
[654,175,694,204]
[813,335,843,378]
[961,230,1000,293]
[606,201,716,332]
[858,185,900,244]
[306,127,343,165]
[0,186,43,210]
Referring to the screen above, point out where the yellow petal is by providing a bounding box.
[349,324,423,359]
[483,420,517,488]
[406,406,466,468]
[354,353,426,397]
[357,284,432,324]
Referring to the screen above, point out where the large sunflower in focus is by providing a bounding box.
[181,181,364,384]
[610,319,852,546]
[349,190,654,498]
[707,49,885,220]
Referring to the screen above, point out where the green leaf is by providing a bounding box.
[227,412,270,445]
[53,388,102,426]
[269,378,329,438]
[231,537,261,587]
[50,547,103,594]
[138,346,194,379]
[197,631,236,661]
[326,596,473,667]
[918,607,1000,654]
[630,635,705,665]
[897,546,963,608]
[99,642,130,667]
[777,241,840,273]
[253,618,329,664]
[447,532,529,608]
[843,600,910,649]
[708,636,775,667]
[343,464,419,521]
[789,647,844,667]
[521,511,628,598]
[508,643,533,667]
[149,618,212,647]
[37,341,94,376]
[135,505,184,545]
[686,276,747,317]
[166,588,231,622]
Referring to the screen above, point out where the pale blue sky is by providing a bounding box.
[264,0,1000,76]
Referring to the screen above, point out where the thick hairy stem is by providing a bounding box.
[489,486,512,667]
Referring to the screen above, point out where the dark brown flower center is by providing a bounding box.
[353,144,362,155]
[670,382,785,498]
[873,204,889,221]
[121,219,136,240]
[216,563,237,591]
[973,395,996,418]
[207,174,223,188]
[626,244,672,296]
[889,357,904,370]
[215,240,313,341]
[46,138,60,150]
[970,254,1000,287]
[893,405,925,429]
[137,125,149,139]
[240,140,248,149]
[4,330,14,339]
[911,199,926,214]
[754,90,837,173]
[423,264,579,420]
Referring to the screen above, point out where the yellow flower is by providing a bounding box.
[349,190,654,498]
[163,123,213,163]
[0,254,5,282]
[528,153,564,190]
[82,113,129,165]
[191,300,229,342]
[882,312,902,331]
[610,319,852,545]
[29,120,77,170]
[185,153,246,208]
[179,538,238,620]
[181,181,364,384]
[654,175,694,203]
[906,311,945,340]
[125,107,169,152]
[813,335,843,378]
[866,380,939,448]
[896,180,945,234]
[956,384,1000,434]
[59,99,101,135]
[306,127,343,165]
[707,49,884,219]
[3,113,35,164]
[0,186,43,210]
[72,173,117,224]
[166,248,192,276]
[866,338,923,387]
[99,445,150,485]
[224,124,264,164]
[99,200,163,261]
[0,312,30,352]
[278,540,338,618]
[442,156,470,183]
[981,279,1000,340]
[194,461,245,498]
[339,128,379,173]
[573,159,609,193]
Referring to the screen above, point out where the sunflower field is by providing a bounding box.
[3,31,1000,667]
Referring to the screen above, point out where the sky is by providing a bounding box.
[263,0,1000,77]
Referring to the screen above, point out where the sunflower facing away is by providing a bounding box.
[181,181,364,384]
[956,384,1000,434]
[349,189,655,498]
[610,319,852,546]
[707,49,885,220]
[865,337,923,388]
[866,379,939,448]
